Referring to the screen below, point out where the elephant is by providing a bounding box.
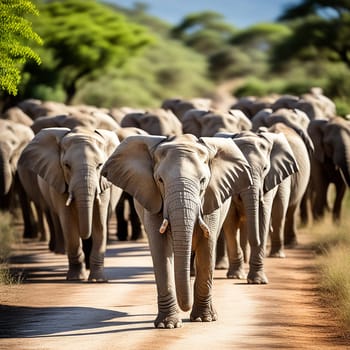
[102,134,253,328]
[31,110,120,134]
[161,97,212,122]
[121,108,183,137]
[271,89,336,120]
[0,119,37,238]
[251,108,313,250]
[182,109,252,137]
[307,116,350,223]
[18,127,122,281]
[2,106,33,126]
[231,96,276,119]
[216,130,299,281]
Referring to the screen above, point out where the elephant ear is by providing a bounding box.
[260,132,299,193]
[94,129,120,156]
[102,135,167,214]
[307,119,328,163]
[18,127,70,194]
[94,129,121,192]
[199,137,253,214]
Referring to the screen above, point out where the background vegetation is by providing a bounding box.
[1,0,350,115]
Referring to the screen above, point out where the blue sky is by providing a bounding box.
[102,0,302,28]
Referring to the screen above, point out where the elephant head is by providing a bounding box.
[182,109,251,137]
[102,134,252,311]
[121,108,183,137]
[0,120,34,196]
[251,108,314,158]
[308,117,350,186]
[18,127,119,240]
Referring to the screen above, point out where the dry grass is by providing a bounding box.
[308,210,350,333]
[0,211,21,284]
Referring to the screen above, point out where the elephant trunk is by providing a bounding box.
[165,178,199,311]
[72,166,98,240]
[239,185,261,247]
[0,146,12,196]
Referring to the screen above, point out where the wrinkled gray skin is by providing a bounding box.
[307,117,350,223]
[251,108,313,251]
[182,109,252,137]
[121,108,183,137]
[0,119,36,238]
[216,131,299,282]
[18,127,121,281]
[102,134,253,329]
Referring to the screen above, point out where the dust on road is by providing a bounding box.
[0,232,348,350]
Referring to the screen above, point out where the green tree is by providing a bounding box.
[171,11,236,55]
[0,0,42,95]
[273,0,350,69]
[23,0,153,103]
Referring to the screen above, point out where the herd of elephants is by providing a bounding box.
[1,87,349,328]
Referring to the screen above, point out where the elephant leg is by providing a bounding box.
[222,204,245,279]
[248,191,275,284]
[147,225,181,328]
[215,229,228,269]
[332,179,346,224]
[299,185,310,227]
[15,176,38,239]
[88,194,109,282]
[48,210,65,254]
[269,195,288,257]
[190,231,217,322]
[128,195,143,240]
[116,192,128,241]
[284,203,299,248]
[61,212,86,281]
[312,180,329,221]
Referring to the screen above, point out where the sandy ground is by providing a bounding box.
[0,229,349,350]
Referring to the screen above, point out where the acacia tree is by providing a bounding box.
[272,0,350,69]
[23,0,153,103]
[0,0,42,95]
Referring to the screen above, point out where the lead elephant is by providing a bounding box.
[18,127,121,281]
[102,134,253,328]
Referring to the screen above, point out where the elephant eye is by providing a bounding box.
[64,162,71,170]
[97,163,103,170]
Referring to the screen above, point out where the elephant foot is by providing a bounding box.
[154,311,183,329]
[247,270,268,284]
[66,263,87,281]
[269,248,286,258]
[226,265,247,279]
[215,256,228,270]
[88,267,108,283]
[190,302,217,322]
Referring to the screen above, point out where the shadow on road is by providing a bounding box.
[0,304,155,338]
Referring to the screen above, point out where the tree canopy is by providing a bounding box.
[0,0,42,95]
[274,0,350,69]
[23,0,153,103]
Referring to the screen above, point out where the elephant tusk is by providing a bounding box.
[96,192,102,205]
[198,215,210,238]
[159,218,169,234]
[65,192,73,206]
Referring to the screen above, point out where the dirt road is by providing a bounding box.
[0,231,349,350]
